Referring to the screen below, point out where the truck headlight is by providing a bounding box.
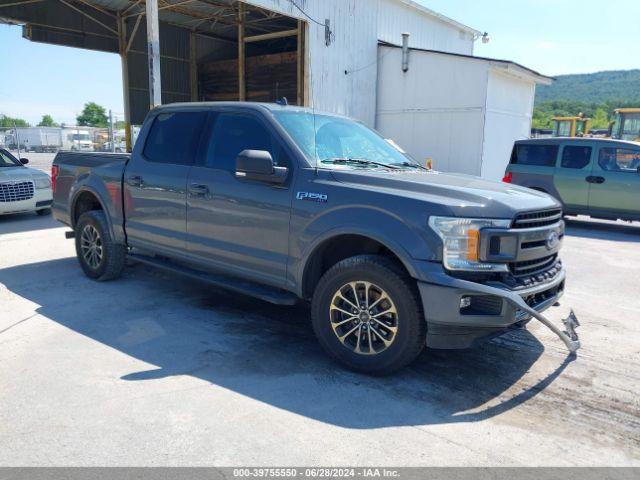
[34,176,51,189]
[428,216,511,272]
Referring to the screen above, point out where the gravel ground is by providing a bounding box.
[0,205,638,466]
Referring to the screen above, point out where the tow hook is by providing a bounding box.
[526,306,581,354]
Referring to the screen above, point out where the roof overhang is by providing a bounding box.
[394,0,482,37]
[379,41,555,85]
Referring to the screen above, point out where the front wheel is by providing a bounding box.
[311,255,426,375]
[75,210,126,281]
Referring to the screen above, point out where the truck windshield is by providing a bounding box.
[273,111,423,170]
[71,134,91,141]
[0,150,22,167]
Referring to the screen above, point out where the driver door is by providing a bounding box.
[186,111,294,288]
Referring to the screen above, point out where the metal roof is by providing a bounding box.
[0,0,297,41]
[378,41,555,85]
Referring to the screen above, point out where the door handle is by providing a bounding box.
[585,176,605,184]
[189,183,210,197]
[127,175,143,187]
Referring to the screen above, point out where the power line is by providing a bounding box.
[288,0,325,27]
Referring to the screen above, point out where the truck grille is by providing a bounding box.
[510,254,558,277]
[512,209,563,229]
[0,181,34,203]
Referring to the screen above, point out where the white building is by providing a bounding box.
[2,0,552,179]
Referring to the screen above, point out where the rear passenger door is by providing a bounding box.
[588,144,640,215]
[186,110,293,288]
[553,144,593,209]
[123,110,207,256]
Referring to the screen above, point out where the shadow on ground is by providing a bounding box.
[0,212,60,235]
[564,217,640,242]
[0,257,573,429]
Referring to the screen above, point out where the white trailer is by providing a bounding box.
[8,127,62,152]
[61,127,94,152]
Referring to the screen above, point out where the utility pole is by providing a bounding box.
[13,121,21,159]
[108,110,115,153]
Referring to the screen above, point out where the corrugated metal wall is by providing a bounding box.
[245,0,474,126]
[377,0,474,55]
[125,19,192,123]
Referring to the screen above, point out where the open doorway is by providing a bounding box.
[197,3,306,106]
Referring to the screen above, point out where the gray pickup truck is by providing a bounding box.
[52,102,577,374]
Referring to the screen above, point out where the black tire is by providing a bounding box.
[75,210,126,281]
[311,255,426,375]
[36,208,51,216]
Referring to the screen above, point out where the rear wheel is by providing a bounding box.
[311,255,426,375]
[75,210,126,281]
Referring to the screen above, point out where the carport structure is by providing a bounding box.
[0,0,307,149]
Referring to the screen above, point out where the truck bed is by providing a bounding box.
[52,151,130,230]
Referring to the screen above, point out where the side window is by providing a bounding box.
[561,146,592,169]
[206,114,280,171]
[510,144,558,166]
[143,111,207,165]
[599,147,640,172]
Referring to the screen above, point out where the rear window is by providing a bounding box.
[561,146,592,169]
[143,111,207,165]
[510,144,559,166]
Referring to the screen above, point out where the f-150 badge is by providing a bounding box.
[296,192,328,203]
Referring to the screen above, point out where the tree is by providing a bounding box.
[37,114,58,127]
[76,102,108,127]
[0,114,29,127]
[590,108,610,129]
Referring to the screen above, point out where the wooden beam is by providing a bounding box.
[117,13,132,152]
[125,12,143,53]
[237,2,245,101]
[244,28,298,43]
[296,20,304,106]
[190,31,198,101]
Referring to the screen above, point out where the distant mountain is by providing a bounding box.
[535,70,640,104]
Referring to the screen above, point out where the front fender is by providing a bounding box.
[290,205,440,294]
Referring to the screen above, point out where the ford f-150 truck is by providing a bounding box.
[52,102,579,374]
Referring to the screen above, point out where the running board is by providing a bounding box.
[128,253,299,306]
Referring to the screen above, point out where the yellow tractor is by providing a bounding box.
[609,108,640,142]
[552,114,590,137]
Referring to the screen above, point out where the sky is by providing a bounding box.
[1,0,638,125]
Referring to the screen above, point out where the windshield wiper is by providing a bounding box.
[390,161,428,170]
[321,158,400,170]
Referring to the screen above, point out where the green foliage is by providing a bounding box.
[536,70,640,104]
[0,114,29,127]
[532,70,640,130]
[76,102,108,127]
[532,99,640,130]
[37,114,58,127]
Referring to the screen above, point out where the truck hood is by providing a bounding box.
[0,166,35,182]
[330,169,560,218]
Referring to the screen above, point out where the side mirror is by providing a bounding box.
[20,158,29,164]
[236,149,287,184]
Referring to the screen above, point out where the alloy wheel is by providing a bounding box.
[80,224,103,270]
[329,281,399,355]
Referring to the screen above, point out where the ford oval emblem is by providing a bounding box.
[546,231,560,250]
